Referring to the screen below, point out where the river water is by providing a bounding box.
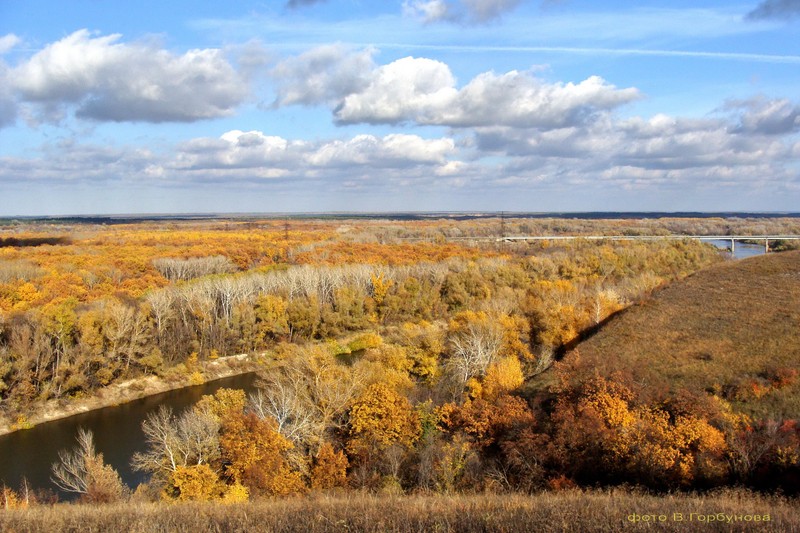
[707,239,767,259]
[0,372,258,497]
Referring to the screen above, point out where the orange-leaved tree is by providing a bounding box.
[310,442,349,491]
[219,412,305,496]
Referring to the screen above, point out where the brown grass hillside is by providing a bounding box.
[570,250,800,419]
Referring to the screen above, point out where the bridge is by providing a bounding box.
[493,235,800,253]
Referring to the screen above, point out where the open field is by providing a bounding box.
[1,490,797,533]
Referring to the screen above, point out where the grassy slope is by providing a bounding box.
[571,250,800,419]
[0,491,796,533]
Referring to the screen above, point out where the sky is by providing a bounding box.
[0,0,799,216]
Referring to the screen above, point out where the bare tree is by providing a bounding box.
[248,379,315,444]
[132,406,221,478]
[103,300,150,373]
[726,419,781,480]
[531,347,554,377]
[447,320,503,386]
[51,428,95,495]
[153,256,236,281]
[211,276,251,325]
[145,287,177,338]
[0,260,42,283]
[51,428,127,502]
[132,406,179,476]
[249,346,366,449]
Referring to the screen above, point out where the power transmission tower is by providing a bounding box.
[499,211,507,251]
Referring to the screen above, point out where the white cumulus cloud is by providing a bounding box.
[13,30,249,123]
[169,130,458,180]
[470,109,795,190]
[334,57,640,128]
[308,134,455,167]
[403,0,451,23]
[334,56,457,125]
[435,72,640,128]
[271,44,376,106]
[728,97,800,135]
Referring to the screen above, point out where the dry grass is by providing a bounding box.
[1,489,797,533]
[573,250,800,419]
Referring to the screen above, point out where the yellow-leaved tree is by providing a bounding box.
[347,383,420,452]
[164,464,223,502]
[220,412,306,497]
[347,383,421,489]
[194,388,246,421]
[478,355,524,400]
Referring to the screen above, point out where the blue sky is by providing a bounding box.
[1,0,799,215]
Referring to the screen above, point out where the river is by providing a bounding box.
[0,372,259,498]
[707,239,768,259]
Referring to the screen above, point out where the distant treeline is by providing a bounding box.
[3,212,800,226]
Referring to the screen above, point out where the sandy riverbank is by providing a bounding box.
[0,354,264,436]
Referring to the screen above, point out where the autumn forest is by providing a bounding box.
[0,215,798,530]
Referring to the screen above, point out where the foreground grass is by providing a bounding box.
[1,490,797,533]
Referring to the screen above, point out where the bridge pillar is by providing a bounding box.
[730,239,735,255]
[766,239,769,253]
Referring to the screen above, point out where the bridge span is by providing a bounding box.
[495,235,800,253]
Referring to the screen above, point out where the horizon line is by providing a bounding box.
[3,210,800,220]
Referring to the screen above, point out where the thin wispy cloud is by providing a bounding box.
[367,43,800,64]
[0,34,21,54]
[191,7,764,47]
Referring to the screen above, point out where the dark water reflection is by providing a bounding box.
[0,373,258,497]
